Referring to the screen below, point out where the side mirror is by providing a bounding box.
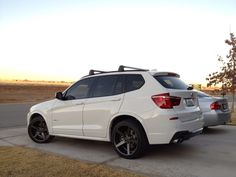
[55,92,64,100]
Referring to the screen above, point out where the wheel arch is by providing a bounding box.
[30,113,43,121]
[109,114,149,144]
[28,113,55,143]
[28,112,49,127]
[28,112,53,133]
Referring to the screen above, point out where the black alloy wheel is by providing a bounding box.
[28,116,54,143]
[112,120,148,159]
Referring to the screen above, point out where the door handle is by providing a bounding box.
[111,98,121,102]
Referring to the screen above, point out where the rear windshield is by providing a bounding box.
[154,76,189,90]
[197,91,210,98]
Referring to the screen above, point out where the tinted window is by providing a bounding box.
[65,78,95,100]
[154,76,188,90]
[92,75,118,97]
[113,75,124,95]
[125,74,145,92]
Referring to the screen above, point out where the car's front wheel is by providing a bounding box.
[111,120,148,159]
[28,116,54,143]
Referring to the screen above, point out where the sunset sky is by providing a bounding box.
[0,0,236,85]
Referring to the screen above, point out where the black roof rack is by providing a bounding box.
[118,65,149,72]
[88,65,149,76]
[89,70,108,75]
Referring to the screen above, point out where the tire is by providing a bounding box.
[202,126,209,133]
[28,116,54,143]
[111,120,148,159]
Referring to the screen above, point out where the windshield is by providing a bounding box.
[197,91,210,98]
[154,76,189,90]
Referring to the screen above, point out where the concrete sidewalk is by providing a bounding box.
[1,126,236,177]
[0,127,119,164]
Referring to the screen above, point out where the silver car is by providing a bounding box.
[197,91,231,128]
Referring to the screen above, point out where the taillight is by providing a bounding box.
[210,102,221,110]
[151,93,181,109]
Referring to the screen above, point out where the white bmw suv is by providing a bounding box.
[27,65,203,159]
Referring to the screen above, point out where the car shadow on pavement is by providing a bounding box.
[52,137,201,159]
[54,136,111,145]
[52,136,114,153]
[202,126,229,135]
[51,137,197,160]
[144,143,198,159]
[53,137,112,148]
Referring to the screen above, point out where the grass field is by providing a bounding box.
[0,81,70,103]
[0,147,144,177]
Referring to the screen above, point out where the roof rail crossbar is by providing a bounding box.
[118,65,149,72]
[89,70,107,75]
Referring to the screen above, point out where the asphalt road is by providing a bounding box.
[0,103,34,128]
[0,103,236,177]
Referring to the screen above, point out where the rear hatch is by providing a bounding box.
[169,90,201,122]
[153,73,201,122]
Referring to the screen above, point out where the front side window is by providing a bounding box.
[64,78,95,100]
[125,74,145,92]
[92,75,119,97]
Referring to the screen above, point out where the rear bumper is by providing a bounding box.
[170,128,202,143]
[203,111,231,127]
[146,115,204,144]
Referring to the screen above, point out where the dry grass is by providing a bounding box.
[0,82,70,103]
[0,147,144,177]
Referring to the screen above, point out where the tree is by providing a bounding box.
[206,33,236,112]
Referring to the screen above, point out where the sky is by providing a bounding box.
[0,0,236,85]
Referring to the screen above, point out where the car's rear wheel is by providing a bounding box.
[111,120,148,159]
[28,116,54,143]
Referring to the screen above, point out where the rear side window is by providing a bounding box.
[92,75,119,97]
[125,74,145,92]
[113,75,124,95]
[154,76,188,90]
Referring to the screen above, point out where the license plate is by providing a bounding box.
[185,98,194,106]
